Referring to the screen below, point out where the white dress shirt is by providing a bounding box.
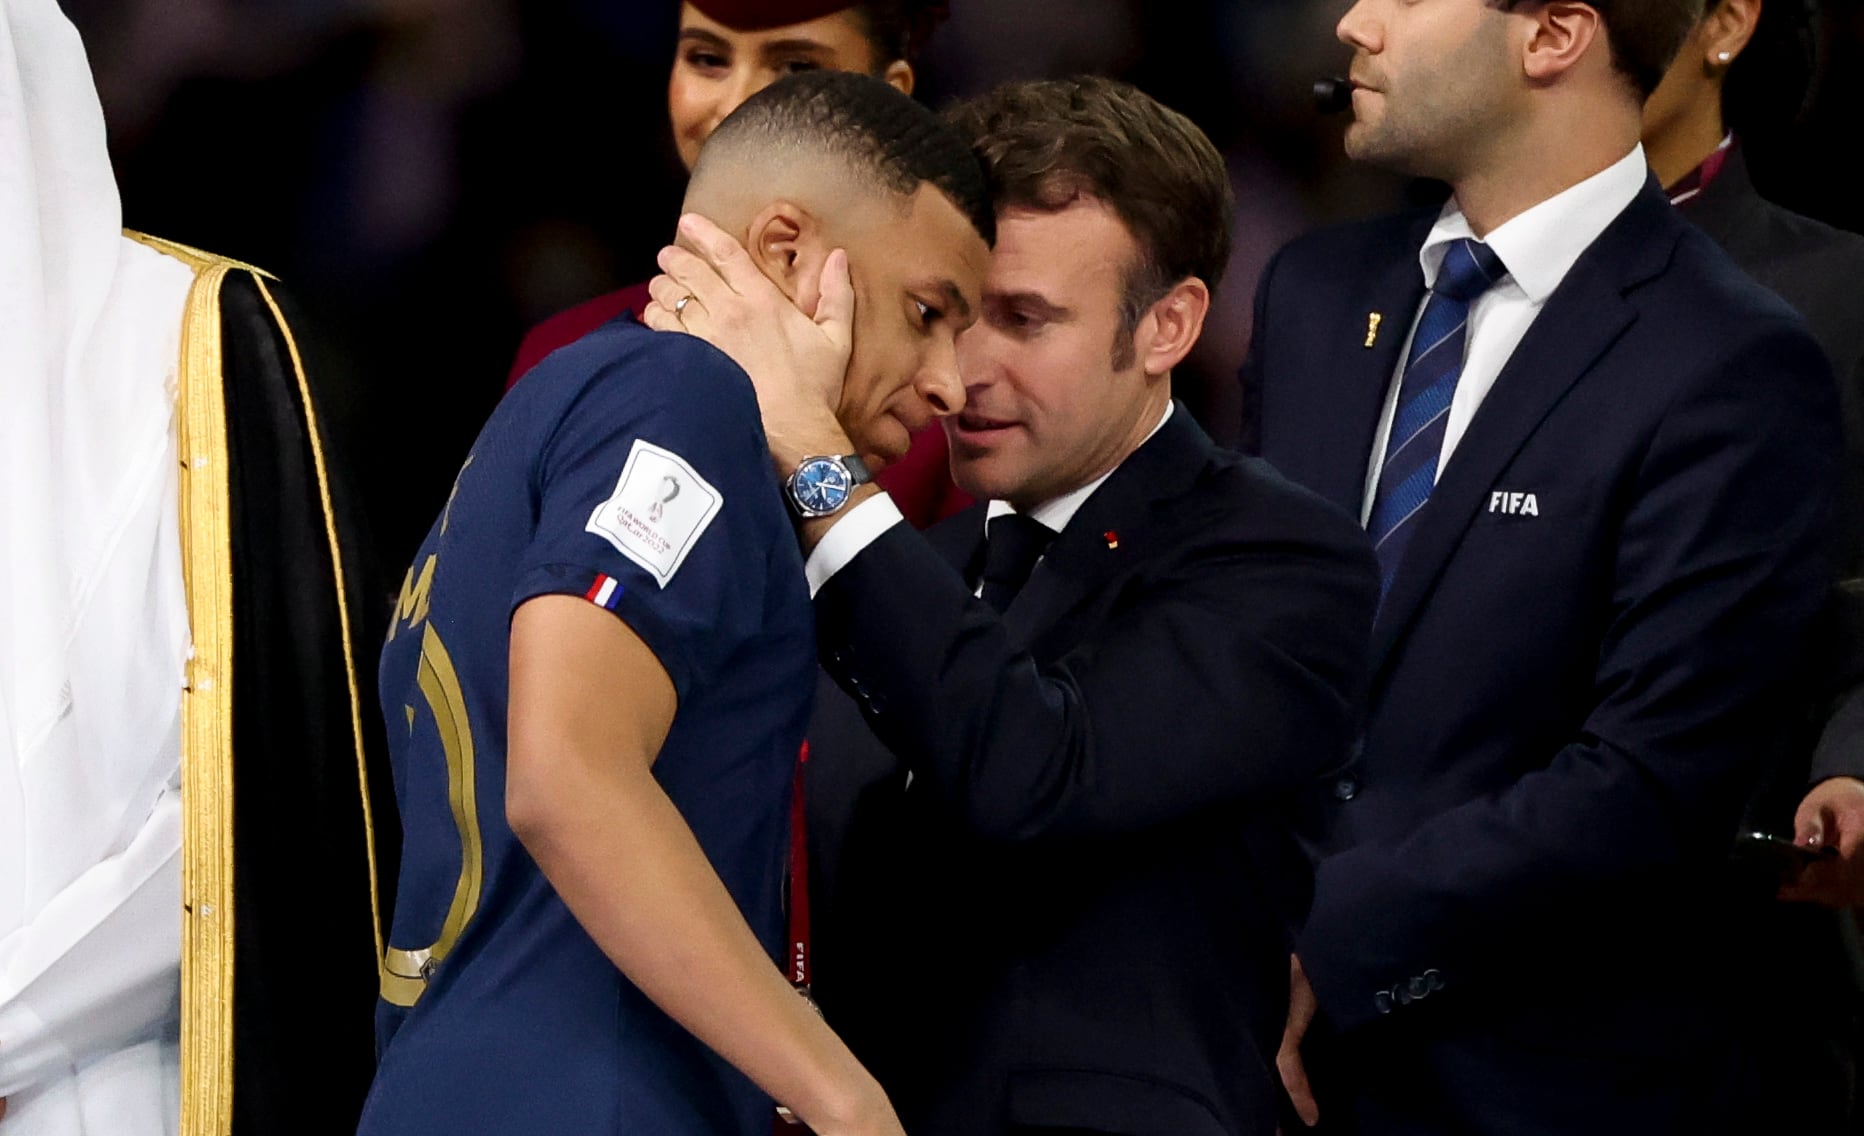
[806,402,1175,596]
[1361,145,1650,523]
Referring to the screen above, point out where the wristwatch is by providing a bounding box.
[784,453,874,519]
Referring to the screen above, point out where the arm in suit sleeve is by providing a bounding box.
[1812,681,1864,782]
[1808,348,1864,784]
[1298,327,1842,1033]
[813,491,1377,845]
[1809,586,1864,783]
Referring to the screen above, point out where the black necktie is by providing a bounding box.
[979,513,1056,613]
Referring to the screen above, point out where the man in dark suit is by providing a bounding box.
[648,77,1378,1135]
[1645,0,1864,909]
[1642,2,1864,1128]
[1242,1,1842,1133]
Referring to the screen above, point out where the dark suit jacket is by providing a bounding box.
[1242,181,1841,1134]
[1685,148,1864,581]
[1682,150,1864,1132]
[1683,152,1864,785]
[805,407,1378,1136]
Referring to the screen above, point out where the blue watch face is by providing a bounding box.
[792,457,854,515]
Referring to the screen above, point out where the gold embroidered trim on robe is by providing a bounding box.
[144,233,240,1136]
[128,231,382,1135]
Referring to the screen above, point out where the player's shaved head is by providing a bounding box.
[671,69,994,472]
[683,69,995,247]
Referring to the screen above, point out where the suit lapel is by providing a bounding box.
[1304,218,1434,517]
[1002,406,1215,651]
[1370,184,1682,673]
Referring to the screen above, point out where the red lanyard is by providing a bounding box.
[776,743,815,1131]
[788,742,812,996]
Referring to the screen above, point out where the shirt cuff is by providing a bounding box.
[805,494,905,598]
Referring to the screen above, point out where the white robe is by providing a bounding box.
[0,0,196,1131]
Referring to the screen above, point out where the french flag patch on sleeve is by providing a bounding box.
[584,573,624,611]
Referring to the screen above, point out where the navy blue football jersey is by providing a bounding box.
[357,319,813,1135]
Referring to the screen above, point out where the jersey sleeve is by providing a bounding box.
[512,334,782,701]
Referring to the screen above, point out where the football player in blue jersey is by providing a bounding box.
[356,70,991,1136]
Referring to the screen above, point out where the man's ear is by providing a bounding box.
[745,201,831,315]
[882,59,915,96]
[1521,2,1606,84]
[1134,277,1211,378]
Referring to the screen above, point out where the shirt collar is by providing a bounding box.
[1667,133,1736,208]
[1420,144,1649,304]
[986,402,1175,534]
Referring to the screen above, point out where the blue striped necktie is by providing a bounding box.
[1367,237,1507,593]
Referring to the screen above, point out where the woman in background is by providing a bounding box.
[507,0,969,526]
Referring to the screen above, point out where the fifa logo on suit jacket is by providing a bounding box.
[1488,491,1540,516]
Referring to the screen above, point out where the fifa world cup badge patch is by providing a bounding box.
[587,439,724,586]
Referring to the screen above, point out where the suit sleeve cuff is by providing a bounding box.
[805,494,905,598]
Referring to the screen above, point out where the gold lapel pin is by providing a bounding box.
[1364,312,1383,348]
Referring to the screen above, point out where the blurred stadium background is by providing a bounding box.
[62,0,1864,575]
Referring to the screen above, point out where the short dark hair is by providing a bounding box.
[1721,0,1820,135]
[945,77,1234,366]
[1492,0,1704,99]
[851,0,950,64]
[705,69,995,246]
